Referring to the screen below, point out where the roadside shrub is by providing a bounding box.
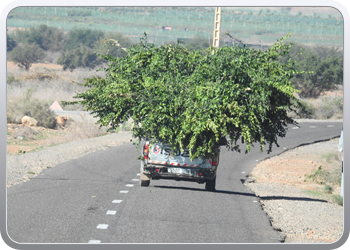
[332,195,343,206]
[293,99,316,118]
[279,43,343,98]
[66,120,106,140]
[7,89,57,129]
[315,96,343,119]
[304,152,342,187]
[11,126,40,140]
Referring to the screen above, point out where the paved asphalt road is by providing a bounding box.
[6,121,342,244]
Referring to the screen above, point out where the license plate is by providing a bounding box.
[167,168,186,174]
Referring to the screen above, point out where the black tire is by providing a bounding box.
[140,161,150,187]
[205,178,216,191]
[140,176,150,187]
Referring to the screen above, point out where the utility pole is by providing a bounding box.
[213,7,222,49]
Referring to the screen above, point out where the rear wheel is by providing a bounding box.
[205,177,216,191]
[140,161,150,187]
[140,174,150,187]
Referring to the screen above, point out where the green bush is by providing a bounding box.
[7,34,17,51]
[64,27,104,50]
[279,43,343,98]
[10,43,47,70]
[294,99,315,118]
[332,195,343,206]
[57,44,101,72]
[7,89,56,129]
[13,24,66,52]
[316,96,343,119]
[11,126,41,140]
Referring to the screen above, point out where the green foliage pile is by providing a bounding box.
[67,33,306,160]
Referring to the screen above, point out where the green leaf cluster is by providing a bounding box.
[68,32,304,160]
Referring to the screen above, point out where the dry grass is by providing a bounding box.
[7,61,106,109]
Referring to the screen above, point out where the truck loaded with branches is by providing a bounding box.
[65,32,307,190]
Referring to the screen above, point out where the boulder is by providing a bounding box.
[56,116,68,128]
[21,116,38,127]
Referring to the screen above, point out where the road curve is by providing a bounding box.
[6,121,342,244]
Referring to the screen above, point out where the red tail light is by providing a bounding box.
[199,173,202,176]
[209,159,217,166]
[143,143,149,160]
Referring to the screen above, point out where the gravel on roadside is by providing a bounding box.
[245,139,344,244]
[6,131,136,187]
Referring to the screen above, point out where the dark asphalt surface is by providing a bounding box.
[6,121,342,244]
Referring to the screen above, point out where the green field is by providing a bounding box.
[7,7,343,47]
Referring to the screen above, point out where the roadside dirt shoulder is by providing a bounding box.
[245,138,344,243]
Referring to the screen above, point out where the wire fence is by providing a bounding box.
[7,7,344,47]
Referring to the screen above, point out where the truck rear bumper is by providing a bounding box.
[142,165,216,183]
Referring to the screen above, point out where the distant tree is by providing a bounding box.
[279,43,343,98]
[292,53,343,98]
[37,25,66,52]
[10,43,46,70]
[57,44,101,72]
[7,34,17,51]
[14,24,66,52]
[64,28,104,50]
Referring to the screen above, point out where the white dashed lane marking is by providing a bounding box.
[106,210,117,215]
[327,125,334,127]
[97,224,108,229]
[88,240,101,243]
[292,127,299,129]
[89,174,141,242]
[309,126,316,128]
